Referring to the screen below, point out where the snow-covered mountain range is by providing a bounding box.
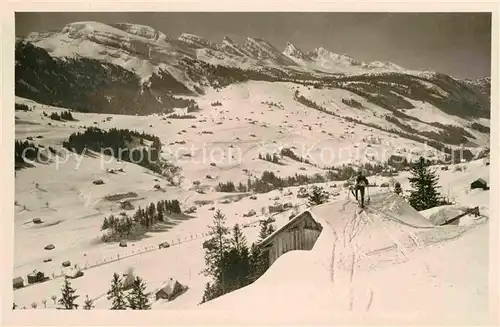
[16,21,490,147]
[23,21,409,79]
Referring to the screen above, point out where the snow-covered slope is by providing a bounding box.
[12,20,492,322]
[283,41,308,60]
[198,196,490,325]
[13,88,491,319]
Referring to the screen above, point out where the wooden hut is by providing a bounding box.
[27,270,46,284]
[13,277,24,289]
[470,178,489,191]
[155,278,188,301]
[259,211,323,267]
[268,202,284,213]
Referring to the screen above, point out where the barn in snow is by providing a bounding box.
[259,211,323,267]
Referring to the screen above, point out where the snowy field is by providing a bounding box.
[11,80,493,324]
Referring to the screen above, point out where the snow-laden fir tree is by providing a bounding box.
[224,224,251,290]
[258,222,269,241]
[203,210,231,291]
[267,223,275,235]
[408,157,440,211]
[249,243,267,281]
[307,186,330,206]
[127,276,151,310]
[200,282,223,304]
[58,278,79,309]
[230,224,247,252]
[107,273,127,310]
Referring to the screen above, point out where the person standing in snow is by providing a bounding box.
[355,170,369,208]
[394,182,402,195]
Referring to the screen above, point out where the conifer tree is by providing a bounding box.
[408,157,440,211]
[224,224,251,289]
[58,278,79,309]
[200,281,223,304]
[127,276,151,310]
[101,217,109,230]
[307,186,329,206]
[267,224,275,235]
[107,273,127,310]
[231,224,247,252]
[83,295,94,310]
[201,282,212,304]
[204,210,231,291]
[258,221,270,241]
[249,243,263,280]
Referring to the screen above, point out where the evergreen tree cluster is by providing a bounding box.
[307,186,330,206]
[215,171,326,194]
[470,122,490,134]
[15,140,40,165]
[280,147,311,164]
[107,272,151,310]
[387,155,410,170]
[258,152,280,164]
[293,90,337,116]
[201,210,274,303]
[101,199,181,241]
[62,127,164,173]
[49,110,75,121]
[408,157,441,211]
[214,181,248,193]
[258,220,275,240]
[167,113,196,119]
[261,101,284,109]
[15,103,31,111]
[341,98,364,109]
[210,101,222,106]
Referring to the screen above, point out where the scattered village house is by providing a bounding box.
[268,202,284,213]
[258,210,323,267]
[155,278,188,301]
[27,270,46,284]
[13,276,24,289]
[470,178,489,191]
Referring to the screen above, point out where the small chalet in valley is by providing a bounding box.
[13,277,24,289]
[27,270,46,284]
[470,178,489,191]
[155,278,188,301]
[258,210,323,267]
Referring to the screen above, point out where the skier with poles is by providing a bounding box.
[354,170,369,209]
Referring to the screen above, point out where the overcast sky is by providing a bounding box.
[15,12,491,79]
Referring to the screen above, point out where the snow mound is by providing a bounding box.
[199,195,488,323]
[367,192,436,228]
